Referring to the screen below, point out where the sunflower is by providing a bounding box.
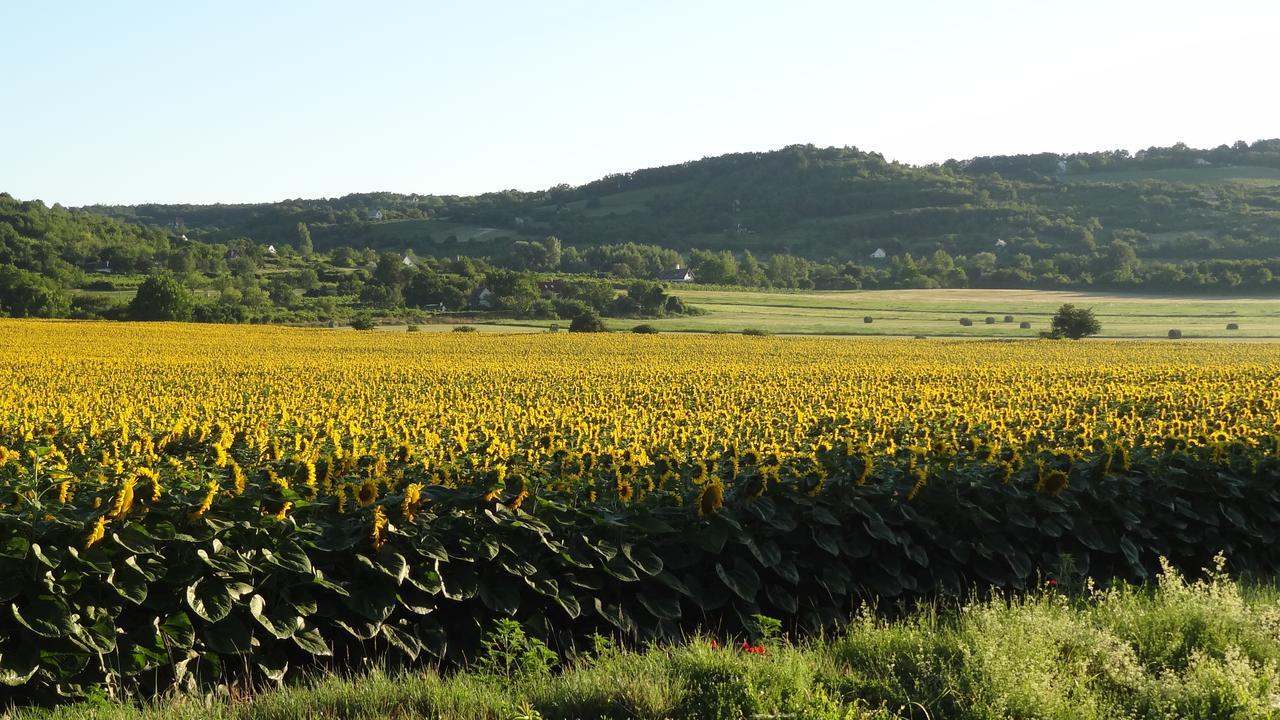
[356,480,379,507]
[85,515,107,549]
[401,482,424,521]
[697,482,725,517]
[370,505,389,550]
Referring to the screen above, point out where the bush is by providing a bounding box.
[985,317,996,325]
[548,323,560,333]
[407,324,420,332]
[1004,315,1015,323]
[82,279,116,292]
[129,274,194,321]
[1168,329,1183,339]
[1050,304,1101,339]
[453,325,477,333]
[1226,323,1239,331]
[570,312,607,333]
[959,318,974,327]
[742,327,771,336]
[863,316,874,324]
[349,315,377,331]
[632,324,660,334]
[1019,321,1033,329]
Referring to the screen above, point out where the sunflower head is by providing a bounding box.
[356,480,379,507]
[697,482,725,517]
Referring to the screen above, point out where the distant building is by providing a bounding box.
[266,244,278,256]
[371,209,385,221]
[1194,158,1212,166]
[870,248,887,260]
[995,239,1007,248]
[401,254,416,267]
[89,260,112,274]
[469,287,494,309]
[1056,160,1068,174]
[538,280,564,298]
[656,267,695,283]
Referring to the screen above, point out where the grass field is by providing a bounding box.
[490,287,1280,339]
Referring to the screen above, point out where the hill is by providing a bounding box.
[4,139,1280,324]
[81,139,1280,268]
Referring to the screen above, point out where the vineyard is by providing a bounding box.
[2,320,1280,703]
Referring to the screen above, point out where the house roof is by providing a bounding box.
[656,268,693,281]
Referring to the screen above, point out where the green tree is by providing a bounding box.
[0,264,70,317]
[295,222,313,256]
[569,311,606,333]
[1050,303,1101,339]
[129,274,195,321]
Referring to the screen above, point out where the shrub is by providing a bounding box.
[453,325,477,333]
[1050,304,1101,340]
[1019,321,1033,329]
[570,312,607,333]
[742,328,771,336]
[985,317,996,325]
[406,324,420,332]
[548,323,561,333]
[1004,315,1015,323]
[129,274,194,321]
[632,324,660,334]
[959,318,974,327]
[82,279,116,292]
[1226,323,1239,331]
[1168,329,1183,339]
[349,315,377,331]
[863,316,874,324]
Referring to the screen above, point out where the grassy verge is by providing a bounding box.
[19,562,1280,720]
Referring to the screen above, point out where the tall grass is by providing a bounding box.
[17,561,1280,720]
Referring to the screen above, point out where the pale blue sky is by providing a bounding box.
[4,0,1277,205]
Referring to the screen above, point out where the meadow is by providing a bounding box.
[2,320,1280,708]
[488,287,1280,338]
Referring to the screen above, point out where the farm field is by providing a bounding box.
[3,320,1280,705]
[492,287,1280,338]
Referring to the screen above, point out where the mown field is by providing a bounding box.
[491,288,1280,338]
[2,321,1280,708]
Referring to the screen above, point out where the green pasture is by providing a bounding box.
[494,288,1280,339]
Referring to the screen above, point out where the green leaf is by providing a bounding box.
[11,596,75,638]
[765,584,799,614]
[186,578,233,623]
[292,627,332,657]
[159,611,195,650]
[375,551,410,585]
[746,538,782,568]
[382,624,422,660]
[715,561,760,602]
[198,547,250,575]
[261,539,313,575]
[478,575,520,615]
[637,590,682,620]
[108,559,149,605]
[0,642,40,686]
[622,544,664,576]
[0,536,30,560]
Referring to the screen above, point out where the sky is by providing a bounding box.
[4,0,1278,206]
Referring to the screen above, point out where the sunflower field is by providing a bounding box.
[2,320,1279,701]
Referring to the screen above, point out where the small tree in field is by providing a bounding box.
[569,311,606,333]
[1050,304,1101,339]
[130,274,194,321]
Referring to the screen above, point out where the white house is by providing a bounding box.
[401,254,416,267]
[1056,160,1068,174]
[266,244,278,256]
[870,248,887,259]
[371,209,385,221]
[656,266,694,283]
[995,238,1007,248]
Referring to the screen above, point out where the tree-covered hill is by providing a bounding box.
[81,139,1280,267]
[4,138,1280,323]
